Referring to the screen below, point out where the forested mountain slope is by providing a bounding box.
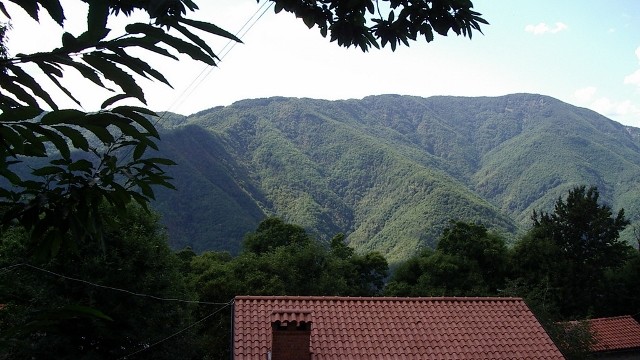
[152,94,640,262]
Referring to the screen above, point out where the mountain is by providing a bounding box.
[151,94,640,263]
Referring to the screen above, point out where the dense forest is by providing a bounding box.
[2,186,639,359]
[150,94,640,263]
[3,92,640,359]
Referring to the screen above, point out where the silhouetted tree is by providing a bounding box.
[511,186,633,319]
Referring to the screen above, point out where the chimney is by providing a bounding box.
[270,310,312,360]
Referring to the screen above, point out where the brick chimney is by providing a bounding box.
[270,310,312,360]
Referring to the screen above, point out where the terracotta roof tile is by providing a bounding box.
[233,296,564,359]
[587,315,640,352]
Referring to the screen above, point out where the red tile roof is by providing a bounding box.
[233,296,564,359]
[587,315,640,352]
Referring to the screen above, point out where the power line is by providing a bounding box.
[157,0,275,122]
[119,299,234,359]
[2,263,228,306]
[118,1,274,166]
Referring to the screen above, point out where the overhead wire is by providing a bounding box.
[116,0,274,166]
[118,299,234,360]
[1,263,228,306]
[3,262,237,357]
[155,0,275,124]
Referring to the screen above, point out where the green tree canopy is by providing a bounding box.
[243,217,312,254]
[437,220,508,292]
[269,0,487,51]
[0,0,240,256]
[385,221,508,296]
[532,186,630,269]
[185,219,388,357]
[511,186,634,319]
[0,204,199,359]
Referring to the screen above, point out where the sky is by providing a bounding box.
[5,0,640,127]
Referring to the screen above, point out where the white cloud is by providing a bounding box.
[573,86,597,103]
[591,97,615,114]
[623,47,640,89]
[572,87,640,126]
[591,97,640,125]
[624,69,640,86]
[525,22,568,35]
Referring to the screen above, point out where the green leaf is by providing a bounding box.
[84,124,114,144]
[35,58,64,78]
[0,3,10,19]
[109,37,179,61]
[112,106,159,137]
[52,125,89,150]
[129,191,151,209]
[13,125,47,156]
[101,94,134,109]
[67,159,93,172]
[24,123,71,158]
[50,158,70,166]
[164,20,217,60]
[31,165,65,176]
[0,74,39,107]
[48,229,63,258]
[139,136,159,151]
[85,0,109,41]
[38,0,65,26]
[60,305,113,321]
[20,179,44,191]
[82,53,146,103]
[179,17,242,43]
[0,93,22,110]
[132,141,147,161]
[125,23,216,66]
[274,2,284,13]
[47,56,110,90]
[0,167,23,185]
[61,31,79,49]
[112,105,156,117]
[40,109,84,125]
[0,125,26,153]
[113,120,145,139]
[9,0,40,22]
[6,65,58,110]
[137,180,155,199]
[303,15,315,29]
[0,106,44,122]
[142,157,177,166]
[101,50,172,86]
[41,70,83,107]
[84,111,132,128]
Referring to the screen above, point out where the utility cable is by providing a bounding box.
[118,299,234,359]
[156,0,275,123]
[117,0,275,166]
[1,263,228,306]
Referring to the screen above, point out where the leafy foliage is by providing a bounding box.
[269,0,488,51]
[0,0,243,256]
[184,218,388,358]
[384,221,508,296]
[510,186,634,319]
[0,204,199,359]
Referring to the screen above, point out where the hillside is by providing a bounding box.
[151,94,640,263]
